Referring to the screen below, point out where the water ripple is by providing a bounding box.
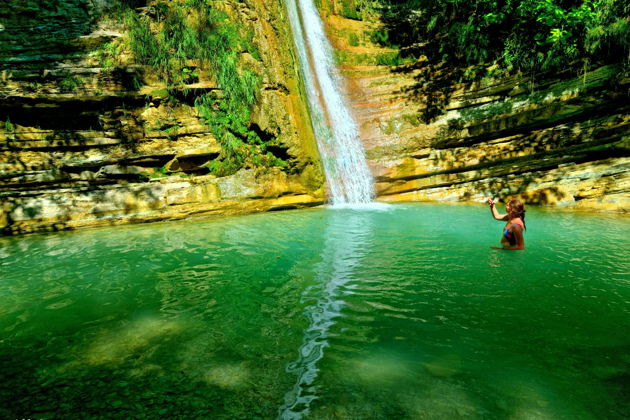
[0,204,628,419]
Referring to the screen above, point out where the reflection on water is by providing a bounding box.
[0,203,628,419]
[279,210,374,419]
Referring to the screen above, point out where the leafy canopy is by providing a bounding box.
[343,0,629,74]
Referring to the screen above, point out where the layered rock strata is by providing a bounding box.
[325,14,629,212]
[0,0,325,235]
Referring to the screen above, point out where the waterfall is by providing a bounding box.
[285,0,374,205]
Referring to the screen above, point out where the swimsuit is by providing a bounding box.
[502,220,524,245]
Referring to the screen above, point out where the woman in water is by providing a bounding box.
[488,198,526,250]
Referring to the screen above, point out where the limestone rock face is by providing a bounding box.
[0,0,324,235]
[324,14,629,213]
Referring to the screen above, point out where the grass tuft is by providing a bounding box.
[105,0,287,176]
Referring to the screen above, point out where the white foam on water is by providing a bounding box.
[277,212,371,419]
[278,2,380,417]
[324,202,393,212]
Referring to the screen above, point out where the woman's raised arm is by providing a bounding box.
[488,198,508,221]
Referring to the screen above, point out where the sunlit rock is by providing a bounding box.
[321,14,628,213]
[422,353,462,378]
[65,316,183,367]
[347,352,415,385]
[203,363,251,389]
[0,0,324,235]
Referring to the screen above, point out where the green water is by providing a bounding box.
[0,203,628,419]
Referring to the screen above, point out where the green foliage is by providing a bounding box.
[364,0,628,123]
[149,165,170,179]
[59,75,81,92]
[113,0,285,176]
[339,0,362,20]
[95,41,122,72]
[334,0,383,21]
[4,118,13,132]
[243,30,262,61]
[369,29,391,45]
[348,32,361,46]
[375,0,629,74]
[375,52,405,66]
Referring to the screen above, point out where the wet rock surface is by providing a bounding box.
[0,0,324,235]
[324,14,629,212]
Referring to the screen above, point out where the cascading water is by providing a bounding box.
[278,4,380,418]
[285,0,374,205]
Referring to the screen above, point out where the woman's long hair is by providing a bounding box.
[508,199,526,230]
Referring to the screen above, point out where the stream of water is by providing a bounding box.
[1,204,628,419]
[285,0,374,205]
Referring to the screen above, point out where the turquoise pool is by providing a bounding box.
[1,203,628,419]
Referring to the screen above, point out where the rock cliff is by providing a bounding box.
[0,0,325,235]
[325,13,629,212]
[2,2,628,237]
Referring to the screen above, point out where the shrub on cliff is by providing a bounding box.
[375,0,629,74]
[347,0,628,122]
[104,0,284,176]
